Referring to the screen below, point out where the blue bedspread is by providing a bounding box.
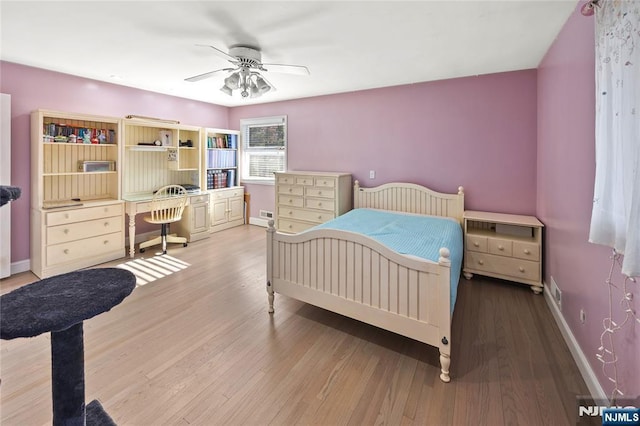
[311,208,463,314]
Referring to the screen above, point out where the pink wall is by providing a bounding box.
[231,70,539,219]
[0,61,230,263]
[537,7,639,397]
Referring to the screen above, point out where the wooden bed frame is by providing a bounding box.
[266,181,464,382]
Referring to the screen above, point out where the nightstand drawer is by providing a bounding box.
[466,252,540,282]
[513,241,539,261]
[466,235,487,253]
[488,237,512,256]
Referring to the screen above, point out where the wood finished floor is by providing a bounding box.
[1,224,592,425]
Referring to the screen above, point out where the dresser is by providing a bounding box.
[274,171,352,233]
[31,201,125,278]
[463,210,543,294]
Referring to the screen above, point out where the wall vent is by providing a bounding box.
[259,210,273,219]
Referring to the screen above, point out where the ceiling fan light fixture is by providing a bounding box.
[223,72,241,89]
[220,85,233,96]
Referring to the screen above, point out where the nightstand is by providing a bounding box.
[463,210,544,294]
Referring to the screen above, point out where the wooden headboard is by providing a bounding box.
[353,180,465,224]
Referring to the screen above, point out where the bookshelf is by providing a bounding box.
[30,109,125,278]
[204,128,240,190]
[204,128,244,232]
[122,119,202,197]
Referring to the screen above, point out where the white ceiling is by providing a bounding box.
[1,1,578,107]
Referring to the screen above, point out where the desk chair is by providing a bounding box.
[139,185,188,254]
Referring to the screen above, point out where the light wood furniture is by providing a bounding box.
[122,118,202,196]
[267,181,465,382]
[210,186,245,233]
[30,110,124,278]
[174,192,210,242]
[463,210,543,294]
[274,171,352,233]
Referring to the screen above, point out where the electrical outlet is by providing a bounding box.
[550,276,562,309]
[580,308,586,324]
[369,170,375,179]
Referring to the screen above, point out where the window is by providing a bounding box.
[240,115,286,183]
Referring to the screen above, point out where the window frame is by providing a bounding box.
[240,115,287,185]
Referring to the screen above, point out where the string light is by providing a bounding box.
[597,249,639,402]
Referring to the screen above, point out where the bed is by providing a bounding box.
[266,181,464,382]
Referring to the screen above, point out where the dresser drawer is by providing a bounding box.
[305,198,334,211]
[278,195,304,208]
[47,203,123,226]
[212,189,243,200]
[46,232,123,267]
[276,174,296,185]
[278,206,335,224]
[306,187,335,199]
[513,241,540,261]
[278,218,315,233]
[487,237,513,256]
[295,176,314,186]
[278,185,304,196]
[189,194,209,204]
[466,251,540,282]
[47,216,122,245]
[314,177,336,188]
[466,235,487,253]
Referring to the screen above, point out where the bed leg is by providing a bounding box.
[267,281,274,313]
[439,352,451,383]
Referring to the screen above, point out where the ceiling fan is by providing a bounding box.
[185,45,310,98]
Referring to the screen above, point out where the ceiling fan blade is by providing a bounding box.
[195,44,238,63]
[185,68,234,83]
[261,63,310,76]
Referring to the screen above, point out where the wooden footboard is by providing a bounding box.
[266,221,453,382]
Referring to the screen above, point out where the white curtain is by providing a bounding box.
[589,0,640,277]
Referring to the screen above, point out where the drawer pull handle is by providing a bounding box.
[63,229,69,234]
[288,224,293,229]
[64,249,69,254]
[478,260,484,265]
[288,188,293,192]
[65,214,69,219]
[498,245,504,251]
[524,249,531,255]
[473,242,480,247]
[318,191,322,196]
[288,211,293,215]
[104,222,109,227]
[318,202,322,207]
[289,199,293,203]
[318,215,322,220]
[519,266,525,273]
[104,240,109,245]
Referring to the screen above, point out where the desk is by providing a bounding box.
[123,191,209,258]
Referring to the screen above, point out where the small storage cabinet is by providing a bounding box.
[175,193,210,242]
[274,171,352,233]
[463,210,544,293]
[30,110,124,278]
[210,186,245,233]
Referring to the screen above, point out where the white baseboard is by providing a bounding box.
[249,217,269,227]
[10,259,30,275]
[543,282,607,401]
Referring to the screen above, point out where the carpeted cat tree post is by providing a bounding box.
[0,268,136,425]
